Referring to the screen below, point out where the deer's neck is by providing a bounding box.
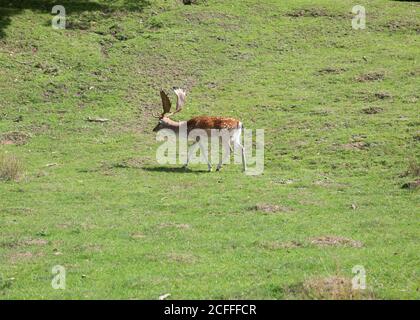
[163,118,186,134]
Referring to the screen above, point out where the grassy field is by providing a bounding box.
[0,0,419,299]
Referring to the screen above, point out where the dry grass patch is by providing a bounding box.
[158,223,191,229]
[385,20,420,33]
[374,92,392,100]
[287,276,374,299]
[401,160,420,189]
[23,239,48,246]
[167,252,196,264]
[1,207,33,215]
[0,131,31,145]
[404,159,420,178]
[252,204,293,213]
[341,141,369,151]
[0,154,23,181]
[356,71,385,82]
[310,236,363,248]
[8,251,43,264]
[130,232,146,239]
[183,11,242,30]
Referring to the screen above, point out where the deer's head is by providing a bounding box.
[152,88,186,132]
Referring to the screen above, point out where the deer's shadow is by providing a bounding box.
[142,166,210,174]
[0,0,150,38]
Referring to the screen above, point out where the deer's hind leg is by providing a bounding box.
[232,129,246,172]
[216,138,231,171]
[198,139,212,172]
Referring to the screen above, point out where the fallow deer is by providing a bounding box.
[152,88,246,172]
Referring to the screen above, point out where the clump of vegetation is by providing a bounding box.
[400,159,420,190]
[0,275,13,291]
[406,159,420,177]
[295,276,374,300]
[361,106,383,114]
[183,0,206,5]
[0,154,23,182]
[147,16,165,30]
[0,131,31,145]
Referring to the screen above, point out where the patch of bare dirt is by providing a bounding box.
[0,131,31,145]
[313,179,349,189]
[341,141,369,151]
[110,157,152,169]
[356,72,385,82]
[9,251,43,264]
[259,240,304,250]
[35,62,60,76]
[253,204,293,213]
[94,157,153,175]
[401,179,420,190]
[276,275,375,300]
[361,106,383,114]
[183,11,242,31]
[23,239,48,246]
[1,207,34,215]
[10,252,33,261]
[317,67,346,75]
[374,92,392,100]
[67,19,91,31]
[310,236,363,248]
[298,276,374,299]
[56,223,72,229]
[385,20,420,33]
[158,223,191,229]
[167,252,196,264]
[401,160,420,178]
[78,243,102,253]
[0,238,20,248]
[130,233,146,239]
[286,8,347,18]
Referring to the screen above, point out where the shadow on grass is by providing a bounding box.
[142,166,210,174]
[0,0,150,38]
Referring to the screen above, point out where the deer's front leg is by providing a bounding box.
[183,141,199,169]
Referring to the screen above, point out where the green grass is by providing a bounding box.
[0,0,419,299]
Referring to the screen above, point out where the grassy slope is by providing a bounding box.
[0,0,419,299]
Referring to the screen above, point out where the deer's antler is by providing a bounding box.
[165,87,186,117]
[160,89,172,114]
[153,88,186,118]
[152,89,171,118]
